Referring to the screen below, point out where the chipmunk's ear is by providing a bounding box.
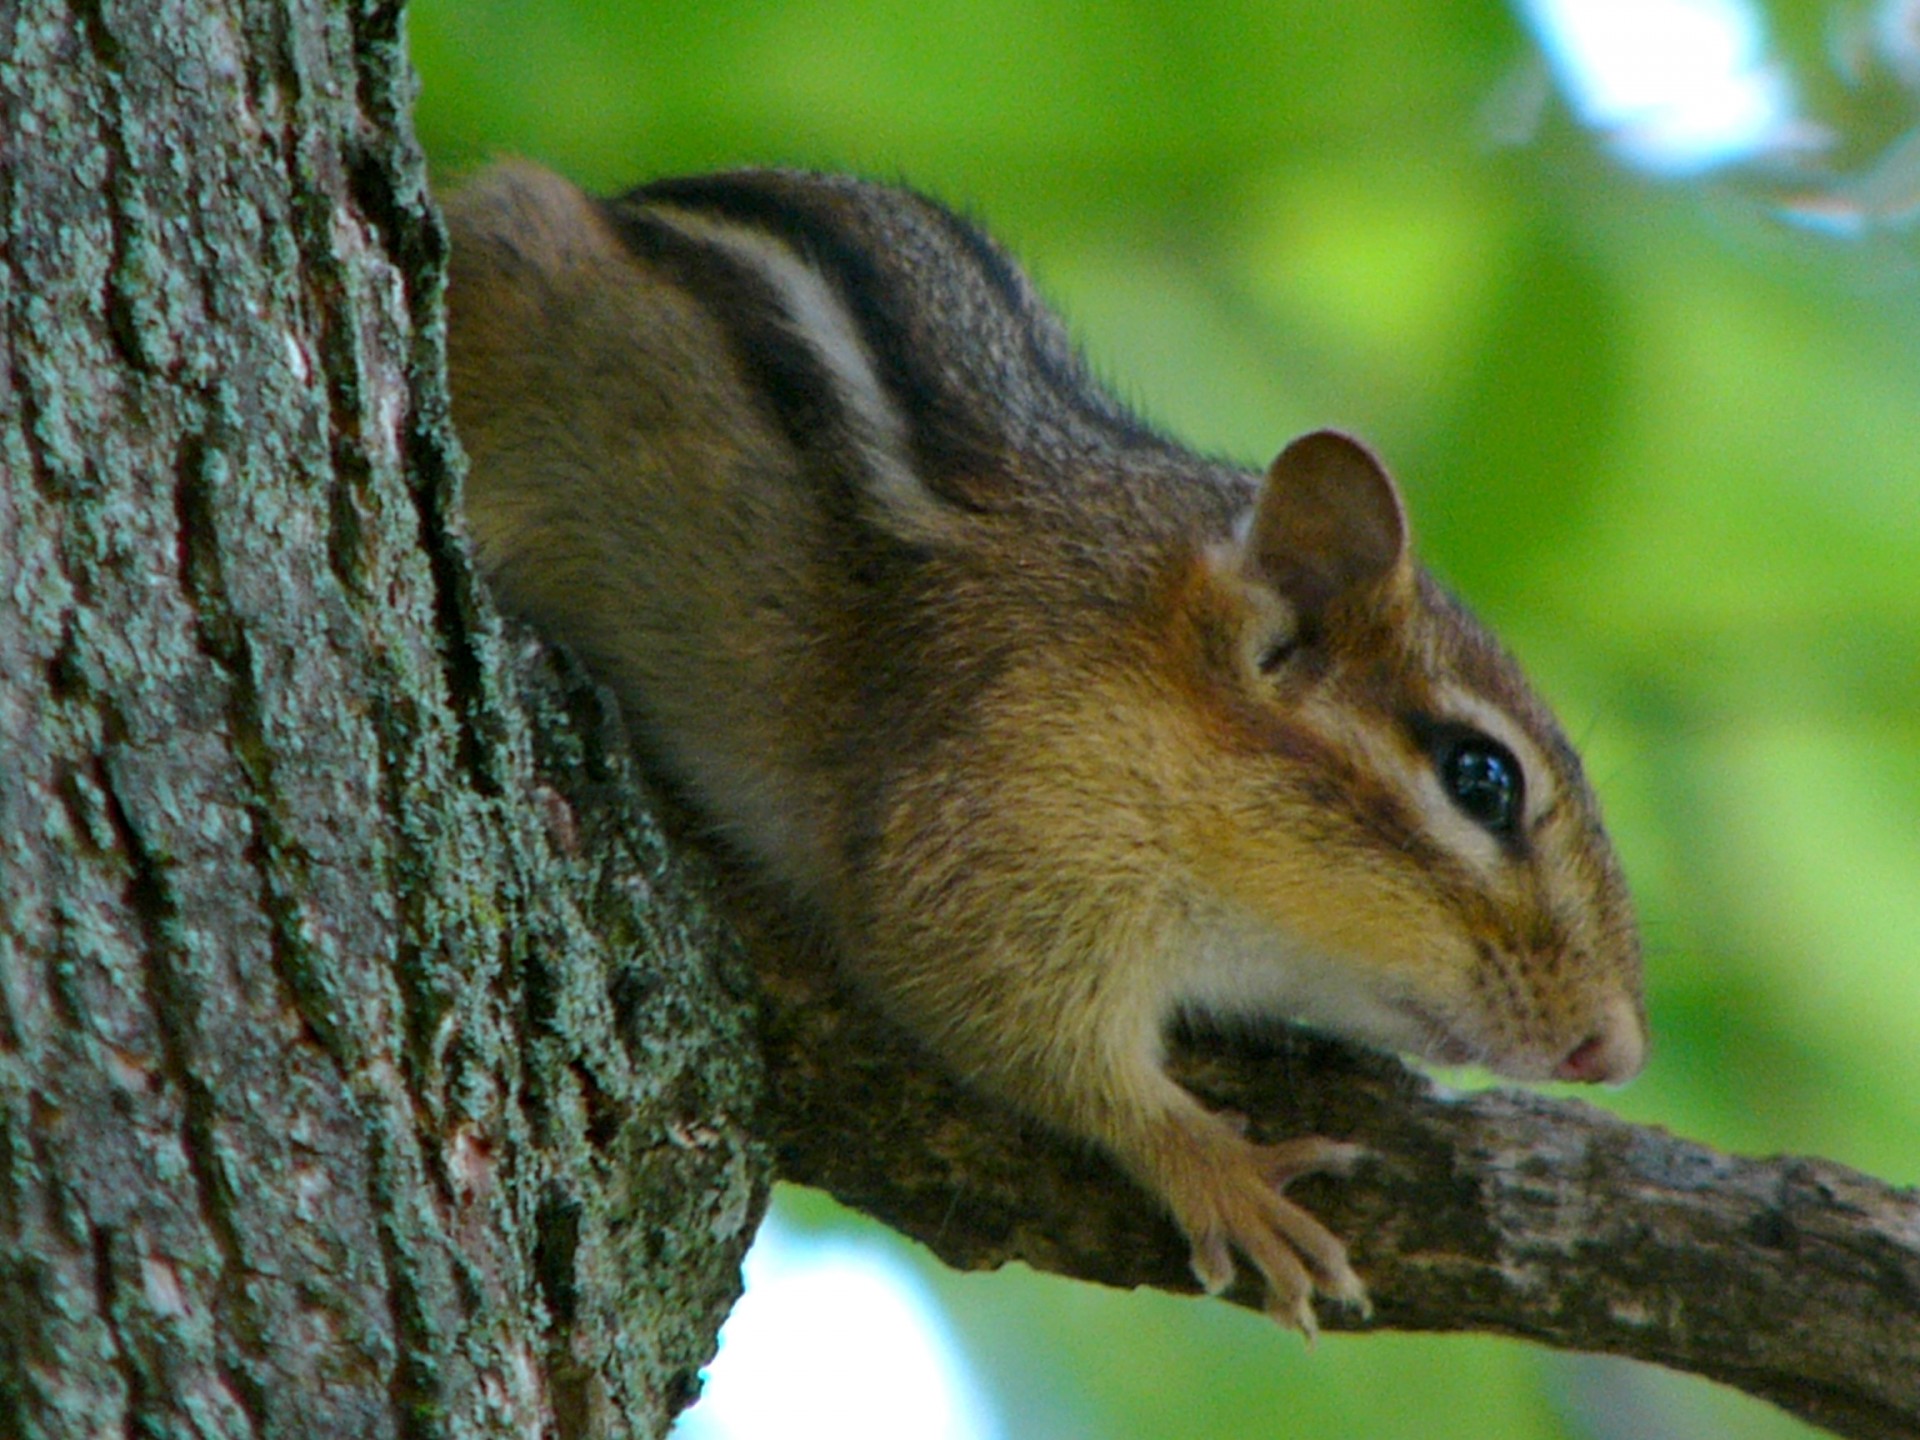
[1231,430,1409,617]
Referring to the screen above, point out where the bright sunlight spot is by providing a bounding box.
[674,1212,1002,1440]
[1517,0,1792,172]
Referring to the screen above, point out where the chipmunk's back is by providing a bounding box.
[447,163,1266,897]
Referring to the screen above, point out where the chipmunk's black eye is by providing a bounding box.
[1441,736,1522,836]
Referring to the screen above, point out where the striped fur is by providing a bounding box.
[444,162,1646,1331]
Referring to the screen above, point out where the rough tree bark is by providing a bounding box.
[0,3,762,1437]
[2,4,1915,1440]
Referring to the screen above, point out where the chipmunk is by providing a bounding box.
[442,161,1647,1333]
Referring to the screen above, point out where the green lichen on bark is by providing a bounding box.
[0,3,766,1437]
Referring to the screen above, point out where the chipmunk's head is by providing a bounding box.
[1164,431,1645,1086]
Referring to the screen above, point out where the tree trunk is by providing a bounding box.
[0,4,764,1437]
[3,4,1915,1440]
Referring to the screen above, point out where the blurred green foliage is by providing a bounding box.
[410,2,1919,1436]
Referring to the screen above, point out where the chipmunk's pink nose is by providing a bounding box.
[1554,995,1647,1085]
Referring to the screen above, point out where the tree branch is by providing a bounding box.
[733,903,1920,1440]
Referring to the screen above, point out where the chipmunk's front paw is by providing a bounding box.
[1168,1128,1370,1337]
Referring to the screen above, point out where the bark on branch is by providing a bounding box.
[727,887,1920,1440]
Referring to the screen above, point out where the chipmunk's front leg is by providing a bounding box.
[1083,1056,1370,1335]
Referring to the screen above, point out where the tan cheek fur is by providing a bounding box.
[1130,559,1634,1078]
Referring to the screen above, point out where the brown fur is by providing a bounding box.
[443,161,1646,1333]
